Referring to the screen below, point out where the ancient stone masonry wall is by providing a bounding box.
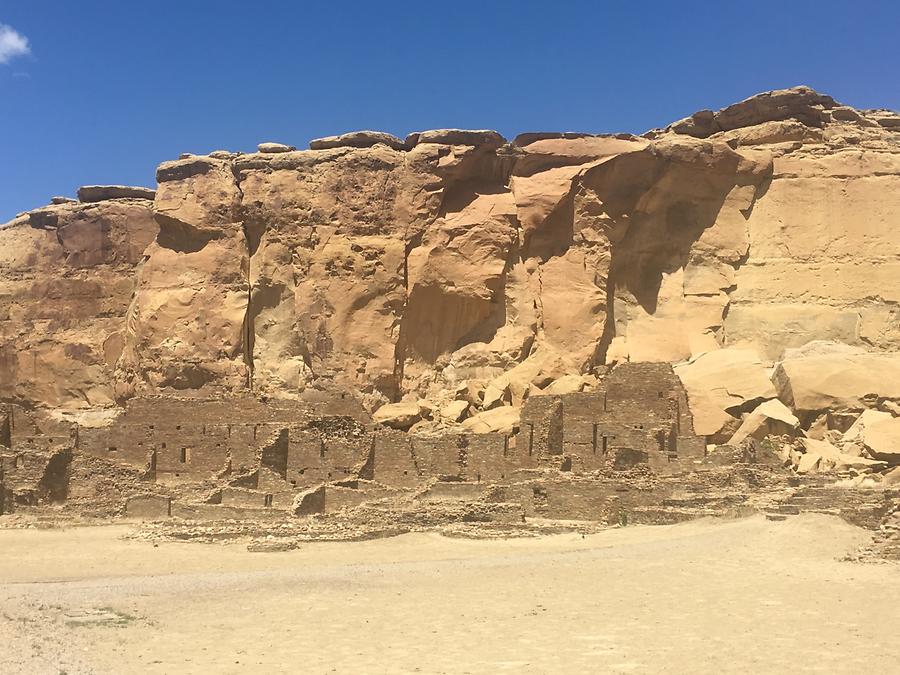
[520,363,705,473]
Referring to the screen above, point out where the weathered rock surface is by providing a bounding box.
[309,131,405,151]
[1,87,898,441]
[77,185,156,203]
[0,200,157,407]
[773,350,900,414]
[729,399,801,446]
[674,348,777,438]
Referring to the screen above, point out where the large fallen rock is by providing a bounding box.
[729,399,801,445]
[461,406,521,434]
[795,438,886,474]
[860,416,900,464]
[773,349,900,414]
[537,374,590,396]
[674,348,777,438]
[842,409,893,445]
[372,401,424,430]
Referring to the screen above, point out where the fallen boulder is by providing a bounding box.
[773,349,900,414]
[372,401,424,430]
[440,400,469,423]
[537,374,590,396]
[729,399,801,445]
[860,416,900,464]
[461,406,521,434]
[674,348,777,438]
[795,438,886,474]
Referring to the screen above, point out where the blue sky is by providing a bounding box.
[1,0,898,221]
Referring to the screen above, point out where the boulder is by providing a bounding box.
[461,406,521,434]
[729,399,801,445]
[77,185,156,202]
[674,348,777,437]
[50,196,76,205]
[538,374,589,396]
[440,400,469,423]
[481,382,511,410]
[407,129,505,148]
[372,401,423,430]
[860,416,900,464]
[773,349,900,413]
[842,409,892,444]
[309,130,404,151]
[796,438,886,474]
[257,142,296,153]
[883,466,900,486]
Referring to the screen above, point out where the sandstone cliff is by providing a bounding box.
[2,87,898,437]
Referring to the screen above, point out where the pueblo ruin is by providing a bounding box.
[1,87,899,551]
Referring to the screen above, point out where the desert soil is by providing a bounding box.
[1,514,897,674]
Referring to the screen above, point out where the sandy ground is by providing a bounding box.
[0,514,897,674]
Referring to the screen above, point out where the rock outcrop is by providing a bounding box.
[1,86,898,444]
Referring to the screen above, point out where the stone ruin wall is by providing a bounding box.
[0,362,710,516]
[521,362,706,474]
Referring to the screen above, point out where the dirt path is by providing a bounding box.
[1,514,897,674]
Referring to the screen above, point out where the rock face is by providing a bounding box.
[1,86,898,437]
[0,199,157,407]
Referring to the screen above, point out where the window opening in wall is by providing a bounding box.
[14,455,22,468]
[592,424,598,454]
[180,448,190,463]
[161,442,167,449]
[528,423,534,455]
[176,425,181,431]
[602,436,608,455]
[264,494,273,507]
[603,394,608,412]
[503,435,509,456]
[108,446,117,453]
[658,391,664,399]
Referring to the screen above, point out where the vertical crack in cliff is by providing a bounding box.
[392,231,424,399]
[232,162,255,392]
[593,268,618,366]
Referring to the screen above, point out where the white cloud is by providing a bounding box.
[0,23,30,65]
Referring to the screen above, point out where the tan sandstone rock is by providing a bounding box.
[729,399,801,445]
[372,401,424,430]
[674,348,777,438]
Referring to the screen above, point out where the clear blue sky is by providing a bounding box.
[1,0,898,221]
